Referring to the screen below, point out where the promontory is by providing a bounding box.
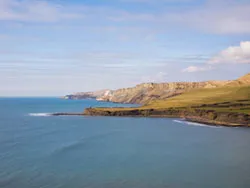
[64,73,250,127]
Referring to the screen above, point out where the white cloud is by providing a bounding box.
[140,72,168,83]
[208,41,250,64]
[121,0,194,3]
[176,2,250,34]
[182,66,212,73]
[1,0,249,35]
[0,0,81,22]
[182,41,250,73]
[110,0,250,34]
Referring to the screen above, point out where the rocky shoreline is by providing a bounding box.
[82,108,250,127]
[49,108,250,127]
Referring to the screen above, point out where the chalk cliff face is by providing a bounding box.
[64,89,111,100]
[96,73,250,104]
[96,81,230,104]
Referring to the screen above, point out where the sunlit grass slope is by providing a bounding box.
[145,86,250,114]
[147,86,250,107]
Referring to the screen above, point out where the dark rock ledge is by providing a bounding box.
[83,108,250,127]
[50,108,250,127]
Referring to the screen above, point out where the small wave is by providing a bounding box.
[173,120,184,124]
[173,119,221,128]
[28,113,52,117]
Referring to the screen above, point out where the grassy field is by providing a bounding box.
[145,86,250,113]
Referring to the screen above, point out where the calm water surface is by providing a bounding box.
[0,98,250,188]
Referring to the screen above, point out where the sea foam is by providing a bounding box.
[173,119,221,128]
[28,113,52,117]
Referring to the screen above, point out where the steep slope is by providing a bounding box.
[97,81,230,104]
[97,73,250,104]
[146,85,250,112]
[226,73,250,86]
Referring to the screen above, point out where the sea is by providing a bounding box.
[1,97,250,188]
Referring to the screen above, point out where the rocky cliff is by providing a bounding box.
[65,73,250,104]
[64,89,111,100]
[96,81,230,104]
[96,73,250,104]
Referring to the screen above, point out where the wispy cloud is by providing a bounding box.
[120,0,196,3]
[140,71,168,83]
[1,0,250,34]
[182,65,213,73]
[0,34,10,40]
[172,1,250,34]
[0,0,249,95]
[109,0,250,34]
[0,0,82,22]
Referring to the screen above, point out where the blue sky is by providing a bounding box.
[0,0,250,96]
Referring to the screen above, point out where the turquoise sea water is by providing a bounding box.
[1,98,250,188]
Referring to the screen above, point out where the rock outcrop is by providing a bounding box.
[83,108,250,127]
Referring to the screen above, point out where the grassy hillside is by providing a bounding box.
[145,86,250,113]
[93,85,250,115]
[146,73,250,109]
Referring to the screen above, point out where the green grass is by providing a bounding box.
[144,86,250,113]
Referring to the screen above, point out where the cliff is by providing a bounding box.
[64,89,111,100]
[97,81,229,104]
[96,73,250,104]
[64,73,250,104]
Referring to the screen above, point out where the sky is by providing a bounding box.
[1,0,250,96]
